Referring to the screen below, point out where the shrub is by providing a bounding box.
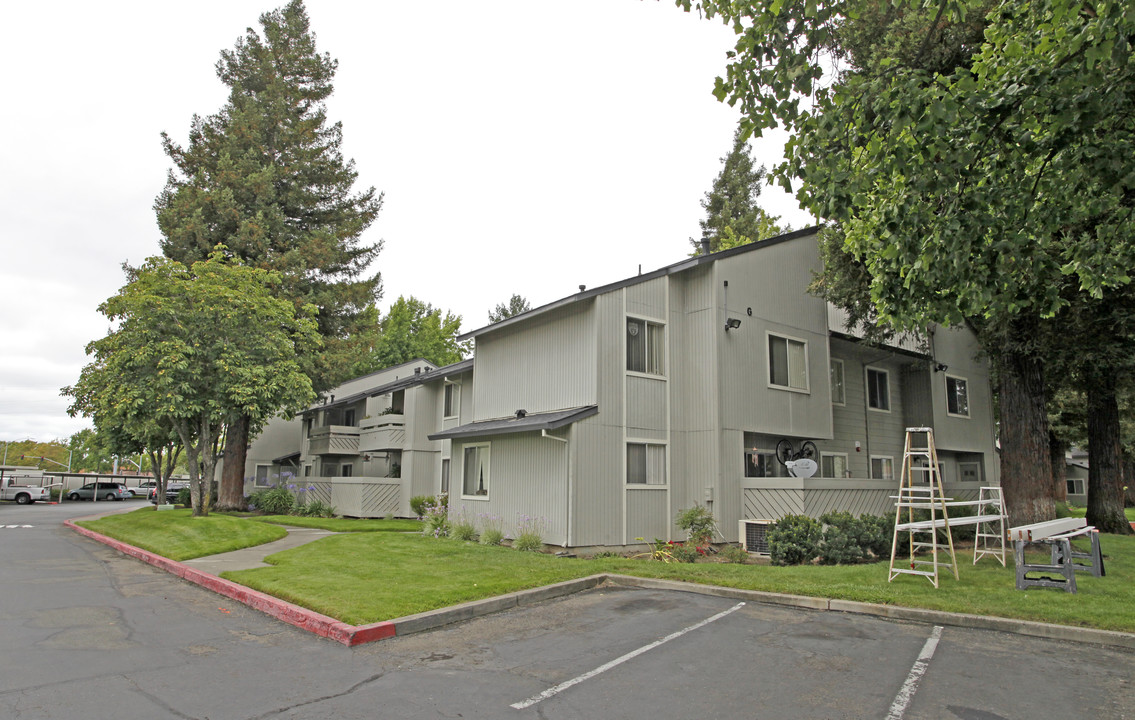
[768,514,822,566]
[301,499,335,518]
[451,508,477,541]
[177,487,192,507]
[410,495,434,518]
[423,504,449,538]
[818,511,865,565]
[253,486,296,515]
[675,505,717,547]
[513,515,546,552]
[859,513,893,558]
[669,542,700,563]
[479,513,504,546]
[719,544,748,564]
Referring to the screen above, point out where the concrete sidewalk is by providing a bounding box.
[182,526,337,572]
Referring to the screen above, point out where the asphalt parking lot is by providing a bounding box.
[3,502,1132,719]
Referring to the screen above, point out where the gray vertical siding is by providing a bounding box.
[626,375,667,436]
[668,265,721,539]
[625,488,669,543]
[626,276,667,318]
[715,244,834,440]
[927,326,999,483]
[449,431,570,546]
[473,302,596,420]
[570,417,623,546]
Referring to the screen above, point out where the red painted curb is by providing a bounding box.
[65,520,396,646]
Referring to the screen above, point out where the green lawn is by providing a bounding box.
[79,508,288,561]
[1060,503,1135,523]
[80,509,1135,632]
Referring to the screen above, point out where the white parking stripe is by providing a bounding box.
[510,601,745,710]
[886,625,943,720]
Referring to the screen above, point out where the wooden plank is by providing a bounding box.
[1009,517,1087,542]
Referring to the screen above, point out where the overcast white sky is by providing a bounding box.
[0,0,812,442]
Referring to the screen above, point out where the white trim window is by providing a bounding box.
[866,367,890,412]
[462,443,490,497]
[443,382,460,419]
[627,442,666,485]
[458,440,490,495]
[340,463,353,478]
[821,453,848,479]
[441,458,450,495]
[871,456,895,480]
[830,359,846,405]
[627,317,665,376]
[768,332,809,391]
[945,374,970,418]
[1066,477,1084,496]
[254,464,272,487]
[958,461,982,483]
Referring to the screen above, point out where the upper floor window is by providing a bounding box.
[343,408,356,427]
[830,359,845,405]
[768,332,808,391]
[867,367,890,411]
[443,383,459,418]
[627,318,664,376]
[945,375,970,417]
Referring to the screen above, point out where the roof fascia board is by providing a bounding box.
[460,225,822,342]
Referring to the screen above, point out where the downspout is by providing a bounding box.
[542,429,570,547]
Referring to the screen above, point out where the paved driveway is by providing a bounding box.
[2,502,1132,719]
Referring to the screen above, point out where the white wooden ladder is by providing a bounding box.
[888,427,958,587]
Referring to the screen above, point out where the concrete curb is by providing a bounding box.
[68,521,1135,650]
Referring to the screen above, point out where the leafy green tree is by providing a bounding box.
[353,296,468,373]
[155,0,382,509]
[1044,287,1135,531]
[488,294,531,323]
[64,389,185,507]
[65,249,320,516]
[67,428,116,474]
[691,127,786,255]
[5,439,71,471]
[677,0,1135,527]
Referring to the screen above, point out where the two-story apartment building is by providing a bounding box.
[247,227,998,548]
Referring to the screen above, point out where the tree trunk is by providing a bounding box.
[1124,449,1135,508]
[1049,433,1068,504]
[218,414,250,511]
[997,345,1056,527]
[1085,374,1133,534]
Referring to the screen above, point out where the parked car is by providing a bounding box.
[67,482,131,502]
[150,483,189,504]
[1,479,51,504]
[126,480,158,498]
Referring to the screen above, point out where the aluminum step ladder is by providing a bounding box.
[971,486,1006,566]
[888,427,958,587]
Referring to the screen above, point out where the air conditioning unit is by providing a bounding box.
[739,519,774,555]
